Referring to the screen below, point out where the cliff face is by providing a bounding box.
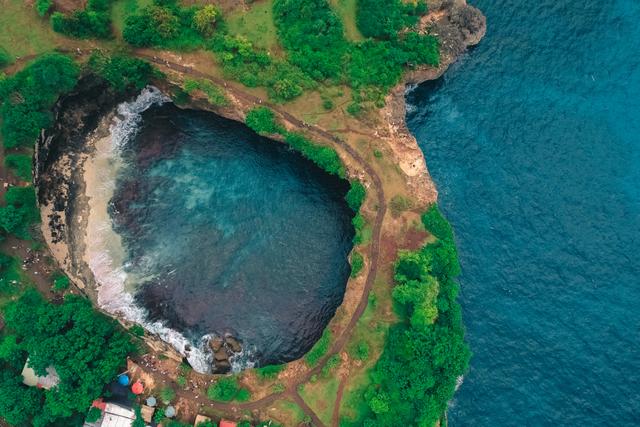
[382,0,486,205]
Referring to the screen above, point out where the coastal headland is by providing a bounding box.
[0,0,485,426]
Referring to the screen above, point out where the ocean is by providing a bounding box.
[406,0,640,424]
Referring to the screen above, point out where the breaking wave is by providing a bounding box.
[85,87,246,373]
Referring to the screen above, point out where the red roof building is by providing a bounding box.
[219,420,238,427]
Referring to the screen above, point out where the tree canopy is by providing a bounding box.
[0,291,134,426]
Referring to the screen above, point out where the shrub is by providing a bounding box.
[88,53,160,92]
[52,273,70,291]
[255,364,284,380]
[86,407,102,423]
[4,154,32,181]
[421,203,454,241]
[35,0,53,17]
[129,324,145,337]
[235,388,251,402]
[245,107,281,135]
[0,186,40,239]
[350,251,364,278]
[353,341,369,361]
[123,0,205,50]
[305,328,331,366]
[389,195,414,217]
[207,376,240,402]
[356,0,426,40]
[272,0,349,80]
[352,213,365,245]
[183,78,227,106]
[50,0,114,39]
[159,387,176,403]
[321,354,341,376]
[0,53,79,149]
[0,48,11,68]
[345,181,366,212]
[284,133,345,177]
[192,4,219,37]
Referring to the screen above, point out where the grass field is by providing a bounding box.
[226,1,281,53]
[0,0,62,58]
[331,0,364,42]
[300,375,341,426]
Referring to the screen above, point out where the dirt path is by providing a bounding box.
[332,376,348,427]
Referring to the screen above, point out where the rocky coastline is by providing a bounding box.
[34,0,486,376]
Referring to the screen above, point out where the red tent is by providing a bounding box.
[131,381,144,395]
[219,420,238,427]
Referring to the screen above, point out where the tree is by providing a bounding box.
[192,5,219,37]
[0,290,134,425]
[345,181,366,211]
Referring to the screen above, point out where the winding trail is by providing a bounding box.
[133,55,388,426]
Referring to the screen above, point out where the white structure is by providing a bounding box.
[84,403,136,427]
[21,359,60,390]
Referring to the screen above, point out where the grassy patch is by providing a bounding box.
[299,375,340,426]
[305,328,331,366]
[183,78,228,106]
[226,1,280,52]
[330,0,364,42]
[111,0,153,37]
[0,0,61,57]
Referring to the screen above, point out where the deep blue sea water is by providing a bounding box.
[111,105,353,366]
[406,0,640,424]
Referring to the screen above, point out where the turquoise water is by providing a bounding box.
[111,104,354,366]
[407,0,640,424]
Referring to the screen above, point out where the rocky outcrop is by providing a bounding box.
[380,0,486,206]
[209,335,244,374]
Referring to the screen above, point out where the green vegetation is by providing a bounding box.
[422,203,454,241]
[356,0,425,40]
[123,0,206,49]
[52,273,70,291]
[88,52,160,92]
[0,290,134,426]
[321,353,341,376]
[389,194,414,217]
[4,153,32,181]
[352,340,369,361]
[35,0,53,17]
[0,47,11,68]
[0,53,79,149]
[246,107,283,134]
[255,363,285,380]
[352,213,366,244]
[209,34,316,102]
[273,0,348,80]
[86,406,102,423]
[305,328,331,366]
[355,205,469,426]
[207,376,250,402]
[246,107,345,177]
[0,253,22,295]
[226,1,279,51]
[159,386,176,403]
[350,251,364,277]
[129,324,145,337]
[183,78,228,106]
[345,180,366,212]
[51,0,114,39]
[0,186,40,239]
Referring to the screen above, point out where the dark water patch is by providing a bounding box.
[111,104,354,366]
[407,0,640,424]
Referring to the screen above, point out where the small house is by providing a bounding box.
[219,420,238,427]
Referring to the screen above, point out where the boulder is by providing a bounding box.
[225,336,242,353]
[214,348,229,362]
[209,337,223,352]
